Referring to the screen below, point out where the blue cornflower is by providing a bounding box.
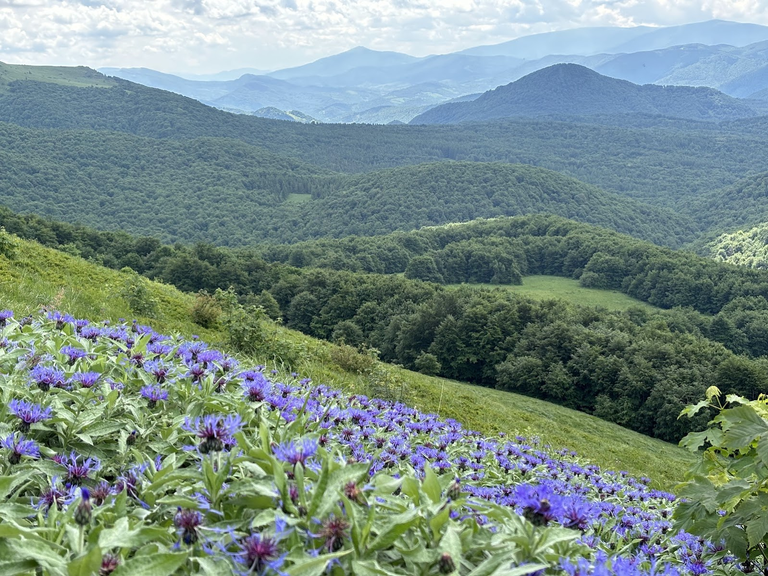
[273,437,318,467]
[60,345,87,364]
[58,451,101,486]
[36,476,76,514]
[174,508,204,545]
[9,399,52,432]
[0,309,13,327]
[143,359,171,383]
[30,365,66,391]
[183,414,242,454]
[241,371,272,402]
[70,371,101,388]
[80,326,101,341]
[140,385,168,408]
[2,433,40,464]
[234,533,285,575]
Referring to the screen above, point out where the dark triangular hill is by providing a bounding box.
[411,63,758,124]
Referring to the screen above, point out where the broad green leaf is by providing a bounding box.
[422,466,442,504]
[67,545,102,576]
[112,552,189,576]
[720,405,768,450]
[350,560,403,576]
[367,509,419,551]
[746,514,768,548]
[496,564,550,576]
[285,550,351,576]
[5,538,68,576]
[466,553,515,576]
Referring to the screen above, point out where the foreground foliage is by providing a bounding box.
[0,311,736,575]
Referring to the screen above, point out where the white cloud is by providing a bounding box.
[0,0,766,73]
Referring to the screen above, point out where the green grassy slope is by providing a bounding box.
[0,61,114,90]
[0,232,693,488]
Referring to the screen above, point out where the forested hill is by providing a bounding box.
[2,77,768,210]
[410,64,759,125]
[0,120,696,246]
[688,171,768,235]
[275,162,698,246]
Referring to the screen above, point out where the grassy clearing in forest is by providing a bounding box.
[452,275,659,312]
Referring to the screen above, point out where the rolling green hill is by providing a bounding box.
[0,61,115,91]
[688,171,768,235]
[278,162,698,246]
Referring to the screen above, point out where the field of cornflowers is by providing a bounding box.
[0,309,740,576]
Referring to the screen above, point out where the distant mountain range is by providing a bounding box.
[96,20,768,124]
[411,64,758,124]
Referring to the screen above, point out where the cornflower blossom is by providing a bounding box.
[183,414,242,454]
[241,371,272,402]
[29,365,66,391]
[74,487,92,526]
[197,349,223,367]
[90,480,114,506]
[2,433,40,464]
[70,371,101,388]
[60,345,88,364]
[233,533,284,575]
[0,309,13,326]
[143,359,171,383]
[273,438,318,468]
[36,477,76,513]
[140,385,168,408]
[80,326,101,341]
[59,451,101,486]
[174,508,204,545]
[47,311,74,329]
[9,399,52,432]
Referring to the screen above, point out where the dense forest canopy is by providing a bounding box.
[0,126,697,246]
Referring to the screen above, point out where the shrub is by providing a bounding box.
[190,291,221,328]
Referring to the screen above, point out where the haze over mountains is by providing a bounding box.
[99,20,768,124]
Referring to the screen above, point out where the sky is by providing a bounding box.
[0,1,767,75]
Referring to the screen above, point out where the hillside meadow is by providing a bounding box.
[0,231,693,489]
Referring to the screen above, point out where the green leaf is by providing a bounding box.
[68,546,102,576]
[112,552,189,576]
[496,564,550,576]
[350,560,403,576]
[0,560,39,576]
[5,538,68,576]
[720,405,768,450]
[422,466,442,504]
[285,550,351,576]
[99,518,172,550]
[746,515,768,548]
[466,553,515,576]
[82,421,126,438]
[367,509,419,551]
[679,400,710,419]
[439,525,463,570]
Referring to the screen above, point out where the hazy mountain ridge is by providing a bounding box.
[411,64,758,124]
[98,20,768,123]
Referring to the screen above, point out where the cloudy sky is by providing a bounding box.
[0,0,766,74]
